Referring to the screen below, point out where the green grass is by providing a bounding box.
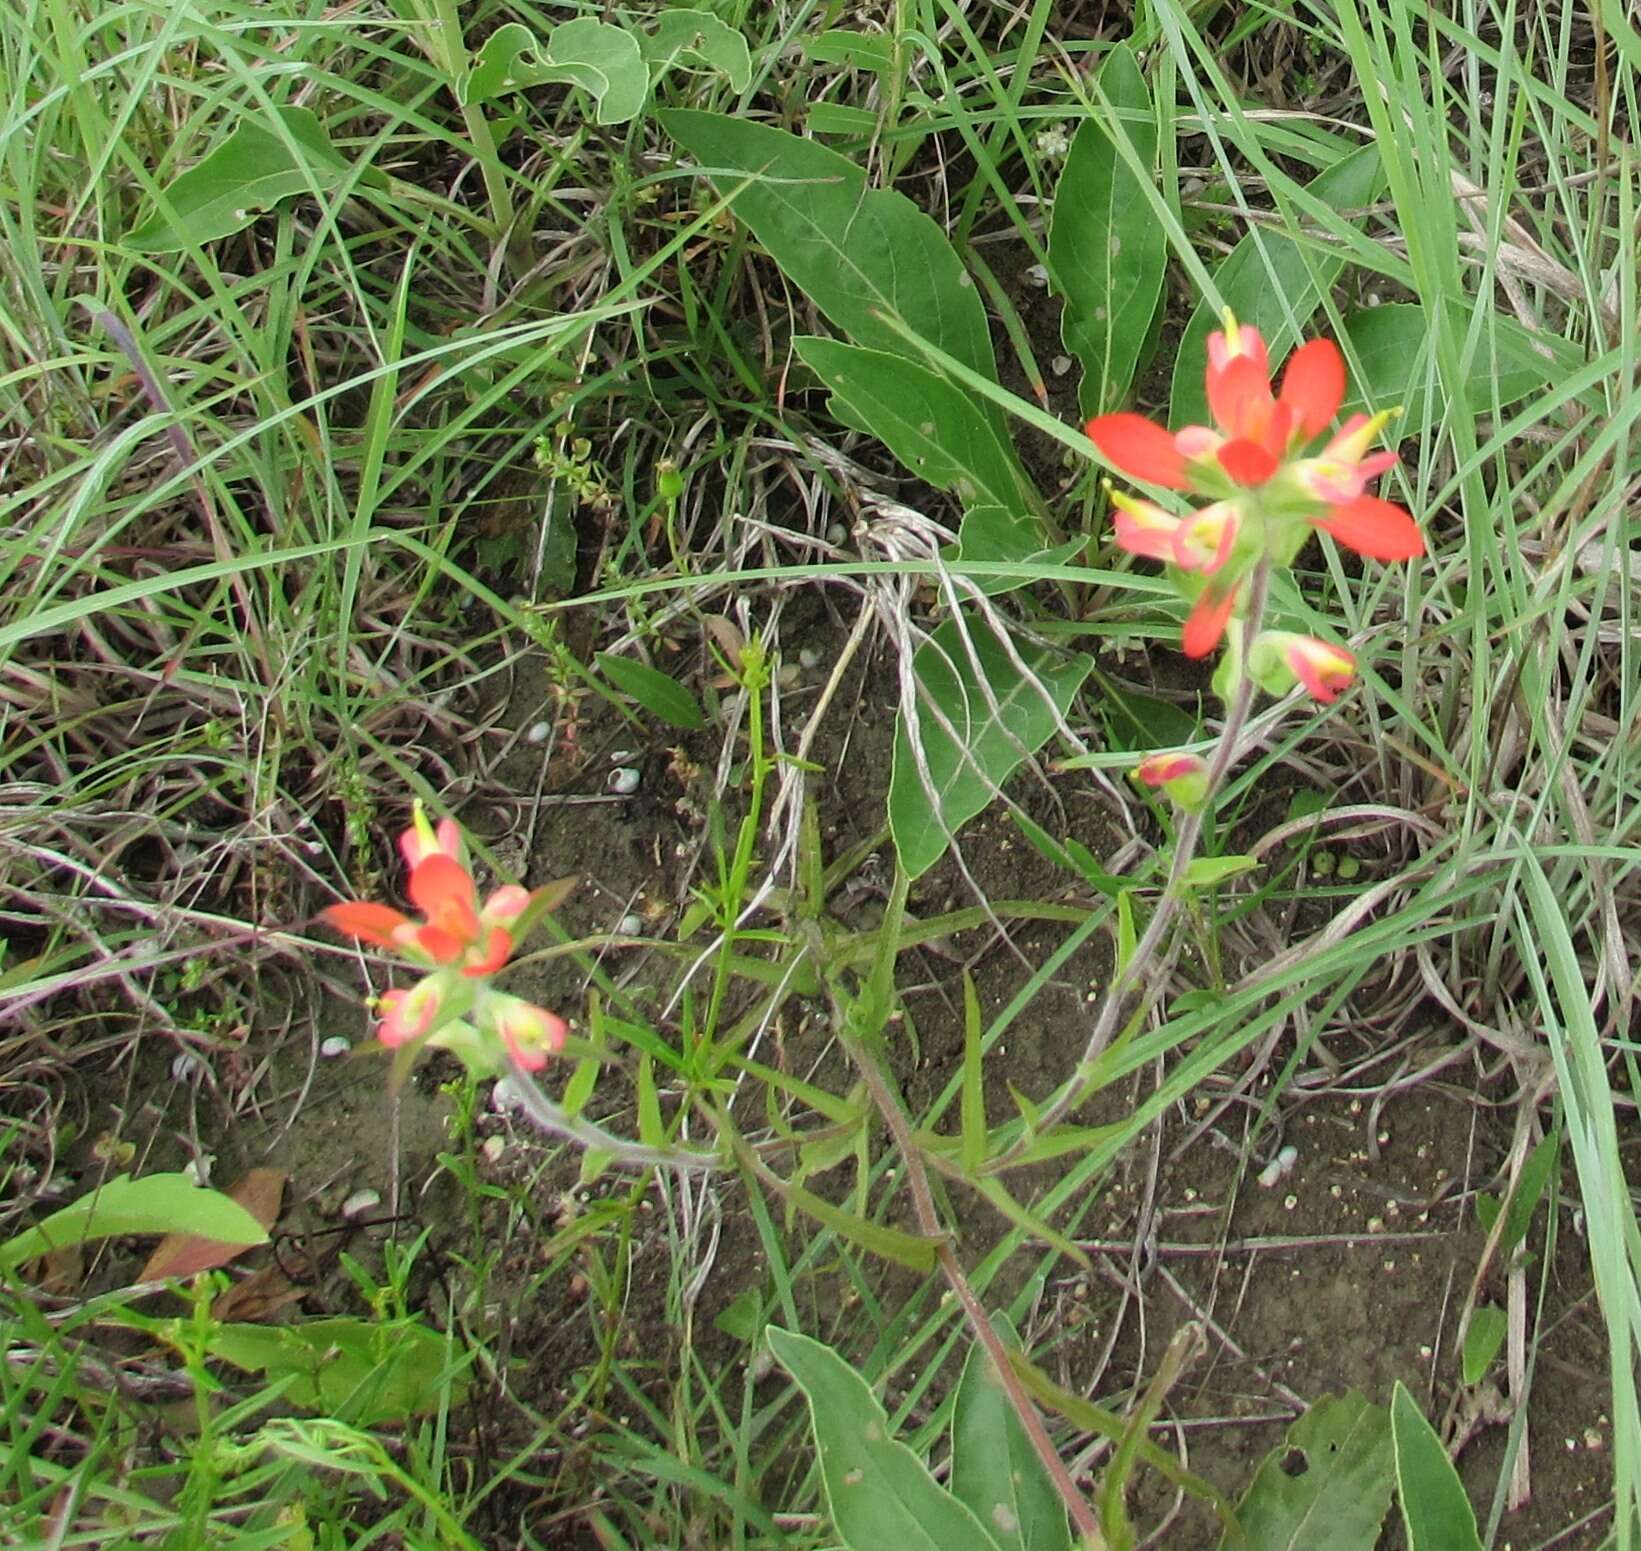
[2,0,1639,1546]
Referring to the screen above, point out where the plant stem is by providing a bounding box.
[991,561,1275,1163]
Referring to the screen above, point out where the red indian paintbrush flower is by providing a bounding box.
[1087,311,1424,658]
[322,804,567,1076]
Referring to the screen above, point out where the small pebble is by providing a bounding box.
[170,1052,203,1082]
[1051,354,1073,376]
[1025,263,1050,288]
[481,1135,506,1164]
[825,521,847,546]
[609,749,637,764]
[319,1036,351,1059]
[798,645,822,669]
[608,767,641,795]
[526,720,551,744]
[617,913,645,936]
[341,1188,381,1222]
[491,1077,523,1113]
[1257,1144,1299,1189]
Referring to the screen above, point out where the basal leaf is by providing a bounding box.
[1338,304,1559,436]
[640,9,752,94]
[797,337,1031,511]
[1170,145,1384,429]
[125,106,347,252]
[1391,1382,1482,1551]
[661,111,1000,422]
[950,1317,1072,1551]
[951,506,1082,598]
[595,651,706,729]
[767,1327,1004,1551]
[1219,1391,1393,1551]
[1050,45,1167,415]
[1460,1305,1506,1386]
[463,19,647,123]
[890,614,1092,879]
[1,1173,268,1271]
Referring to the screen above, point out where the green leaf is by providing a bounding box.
[1181,854,1259,891]
[1099,681,1200,753]
[1220,1392,1394,1550]
[125,106,347,252]
[1,1173,268,1270]
[203,1316,466,1425]
[463,19,647,124]
[1338,304,1559,437]
[1500,1131,1558,1253]
[1391,1382,1482,1551]
[952,506,1082,598]
[960,972,986,1172]
[595,651,706,729]
[767,1327,1005,1551]
[660,111,1000,409]
[1170,145,1384,429]
[797,338,1030,512]
[1050,45,1167,414]
[950,1318,1073,1551]
[889,615,1092,879]
[639,9,752,94]
[803,29,895,72]
[1460,1306,1507,1386]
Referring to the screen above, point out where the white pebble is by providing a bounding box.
[185,1153,215,1187]
[1026,264,1050,288]
[526,720,551,744]
[608,767,641,795]
[617,913,645,936]
[341,1188,381,1222]
[1257,1144,1299,1189]
[491,1077,523,1113]
[825,522,847,545]
[798,646,822,669]
[481,1134,506,1164]
[1051,354,1073,377]
[170,1052,202,1082]
[609,749,637,764]
[319,1036,351,1059]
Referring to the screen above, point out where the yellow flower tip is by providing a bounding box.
[411,798,438,855]
[1220,304,1240,340]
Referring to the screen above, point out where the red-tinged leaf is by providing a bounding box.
[1183,581,1239,659]
[1215,437,1279,487]
[322,901,410,948]
[1313,495,1426,560]
[138,1169,285,1284]
[1279,337,1346,439]
[1086,413,1187,488]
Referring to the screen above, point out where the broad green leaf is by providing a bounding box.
[1,1173,268,1270]
[595,651,706,729]
[767,1327,1004,1551]
[797,337,1031,511]
[950,1318,1072,1551]
[1339,304,1559,436]
[203,1316,467,1425]
[1460,1305,1507,1386]
[890,615,1092,879]
[1181,854,1259,890]
[463,19,647,123]
[1050,45,1167,414]
[660,111,1001,417]
[803,30,896,72]
[1170,145,1384,429]
[951,506,1082,598]
[125,106,347,252]
[1391,1382,1482,1551]
[640,10,752,94]
[1099,681,1199,753]
[1219,1392,1394,1550]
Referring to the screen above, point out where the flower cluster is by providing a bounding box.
[1087,310,1424,669]
[1091,310,1426,807]
[322,806,567,1076]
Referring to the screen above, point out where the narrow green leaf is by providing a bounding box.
[595,651,706,729]
[890,614,1093,879]
[636,1053,663,1149]
[1391,1383,1482,1551]
[1460,1306,1507,1386]
[660,111,1001,412]
[951,1318,1073,1551]
[1051,45,1167,414]
[1115,889,1136,976]
[1220,1392,1394,1550]
[1,1173,268,1270]
[126,106,347,252]
[1170,145,1384,429]
[1499,1131,1558,1255]
[767,1327,1005,1551]
[960,972,986,1173]
[797,338,1031,511]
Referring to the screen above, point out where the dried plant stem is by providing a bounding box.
[992,562,1275,1163]
[845,1033,1109,1551]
